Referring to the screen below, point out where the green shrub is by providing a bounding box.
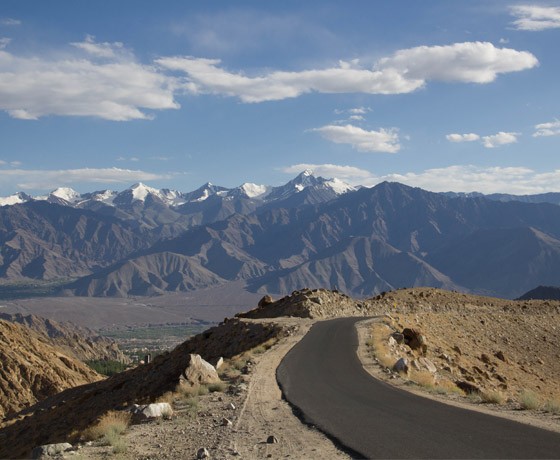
[86,359,128,377]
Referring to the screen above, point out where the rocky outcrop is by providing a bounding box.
[0,312,128,363]
[0,320,102,419]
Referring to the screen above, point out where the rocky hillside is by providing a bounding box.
[0,312,128,363]
[0,318,288,459]
[0,320,102,419]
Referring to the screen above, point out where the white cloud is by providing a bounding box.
[1,18,21,26]
[378,41,538,84]
[310,124,400,153]
[0,167,171,190]
[481,131,519,148]
[0,37,179,120]
[510,5,560,31]
[0,38,10,49]
[116,156,140,162]
[446,133,480,142]
[349,115,365,121]
[282,163,560,194]
[71,35,126,59]
[533,119,560,137]
[157,42,537,102]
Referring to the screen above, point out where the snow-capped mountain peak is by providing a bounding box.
[50,187,81,203]
[237,183,270,198]
[0,192,32,207]
[325,178,355,194]
[129,182,161,202]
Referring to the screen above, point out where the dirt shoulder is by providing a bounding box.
[355,317,560,435]
[69,318,349,460]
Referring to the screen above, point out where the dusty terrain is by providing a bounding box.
[2,287,560,458]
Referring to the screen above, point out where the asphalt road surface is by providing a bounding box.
[277,317,560,459]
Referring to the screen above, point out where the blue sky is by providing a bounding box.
[0,0,559,196]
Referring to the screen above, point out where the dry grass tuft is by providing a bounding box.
[208,382,227,393]
[81,410,131,445]
[410,370,435,388]
[543,397,560,414]
[369,323,397,369]
[481,390,506,405]
[519,390,541,410]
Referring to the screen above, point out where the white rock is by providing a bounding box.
[133,402,173,419]
[31,443,73,459]
[418,357,437,373]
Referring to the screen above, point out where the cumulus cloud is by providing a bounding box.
[533,119,560,137]
[310,124,400,153]
[157,42,537,102]
[481,131,519,148]
[446,133,480,142]
[0,167,171,190]
[446,131,519,148]
[282,163,560,194]
[0,37,179,120]
[510,5,560,31]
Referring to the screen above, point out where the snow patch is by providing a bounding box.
[51,187,81,202]
[326,178,355,194]
[239,183,269,198]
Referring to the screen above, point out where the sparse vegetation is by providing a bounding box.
[368,323,396,369]
[544,397,560,414]
[208,381,227,393]
[481,390,506,405]
[82,410,131,444]
[519,390,541,410]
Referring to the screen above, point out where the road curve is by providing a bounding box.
[277,317,560,459]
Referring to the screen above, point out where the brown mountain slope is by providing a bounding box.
[0,312,128,363]
[0,319,286,459]
[0,320,102,419]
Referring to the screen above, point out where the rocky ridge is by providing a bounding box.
[0,318,289,459]
[0,312,128,363]
[0,320,102,419]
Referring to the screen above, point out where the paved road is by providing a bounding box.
[277,317,560,459]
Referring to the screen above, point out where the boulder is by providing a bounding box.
[267,435,279,444]
[494,351,507,363]
[258,295,274,307]
[183,354,221,385]
[388,336,397,347]
[132,402,173,420]
[402,328,427,352]
[215,357,224,369]
[31,443,73,459]
[417,357,437,373]
[391,332,405,344]
[455,380,481,395]
[393,357,409,374]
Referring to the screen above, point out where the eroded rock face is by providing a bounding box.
[0,320,102,419]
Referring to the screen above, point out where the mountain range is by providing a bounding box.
[1,171,560,299]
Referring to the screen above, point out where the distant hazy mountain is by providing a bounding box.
[517,285,560,300]
[444,191,560,206]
